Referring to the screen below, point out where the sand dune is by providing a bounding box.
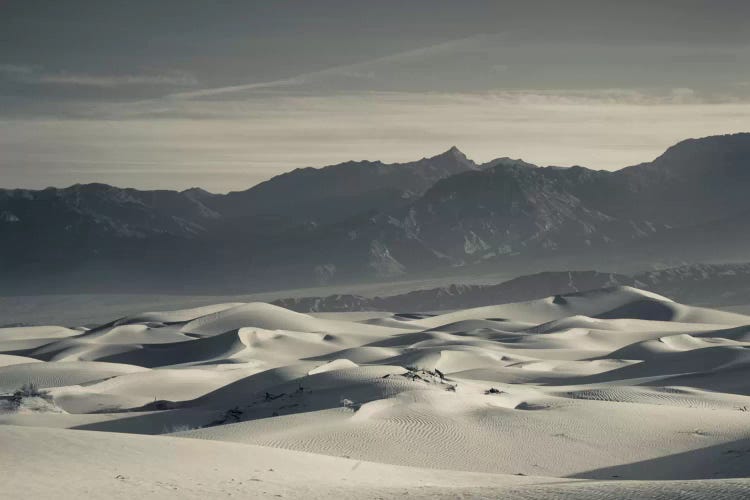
[4,286,750,497]
[0,361,146,393]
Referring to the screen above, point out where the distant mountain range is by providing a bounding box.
[2,133,750,293]
[273,263,750,312]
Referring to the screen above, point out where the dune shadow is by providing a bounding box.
[571,437,750,480]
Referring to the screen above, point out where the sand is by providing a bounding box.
[3,285,750,498]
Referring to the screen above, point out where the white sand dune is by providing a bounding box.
[0,353,42,367]
[0,361,146,392]
[114,302,245,326]
[4,286,750,498]
[0,325,80,341]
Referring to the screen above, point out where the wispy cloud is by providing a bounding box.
[4,88,750,192]
[167,76,302,99]
[155,33,750,105]
[0,64,197,87]
[164,35,486,100]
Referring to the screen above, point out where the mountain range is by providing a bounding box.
[1,133,749,294]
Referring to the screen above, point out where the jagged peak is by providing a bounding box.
[440,145,466,159]
[419,146,477,168]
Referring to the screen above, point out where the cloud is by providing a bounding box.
[2,35,749,193]
[0,64,35,77]
[0,64,197,87]
[163,35,491,100]
[167,76,302,99]
[129,88,717,124]
[160,34,750,104]
[3,89,750,192]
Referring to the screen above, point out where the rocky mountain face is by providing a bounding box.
[313,133,750,281]
[0,184,222,290]
[207,146,479,225]
[1,133,749,293]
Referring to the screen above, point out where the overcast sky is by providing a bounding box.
[2,0,749,192]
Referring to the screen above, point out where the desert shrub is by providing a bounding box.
[2,382,52,410]
[11,383,49,403]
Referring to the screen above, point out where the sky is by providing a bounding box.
[1,0,749,192]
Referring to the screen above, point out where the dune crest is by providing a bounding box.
[3,286,750,497]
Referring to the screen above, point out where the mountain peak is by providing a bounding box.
[443,145,468,160]
[425,146,475,167]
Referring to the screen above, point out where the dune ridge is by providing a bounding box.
[3,286,750,497]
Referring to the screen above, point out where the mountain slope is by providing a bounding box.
[208,146,478,225]
[332,133,750,277]
[2,133,750,293]
[0,149,477,291]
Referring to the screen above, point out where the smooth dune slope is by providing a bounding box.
[3,286,750,497]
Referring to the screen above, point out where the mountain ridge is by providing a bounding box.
[2,133,749,293]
